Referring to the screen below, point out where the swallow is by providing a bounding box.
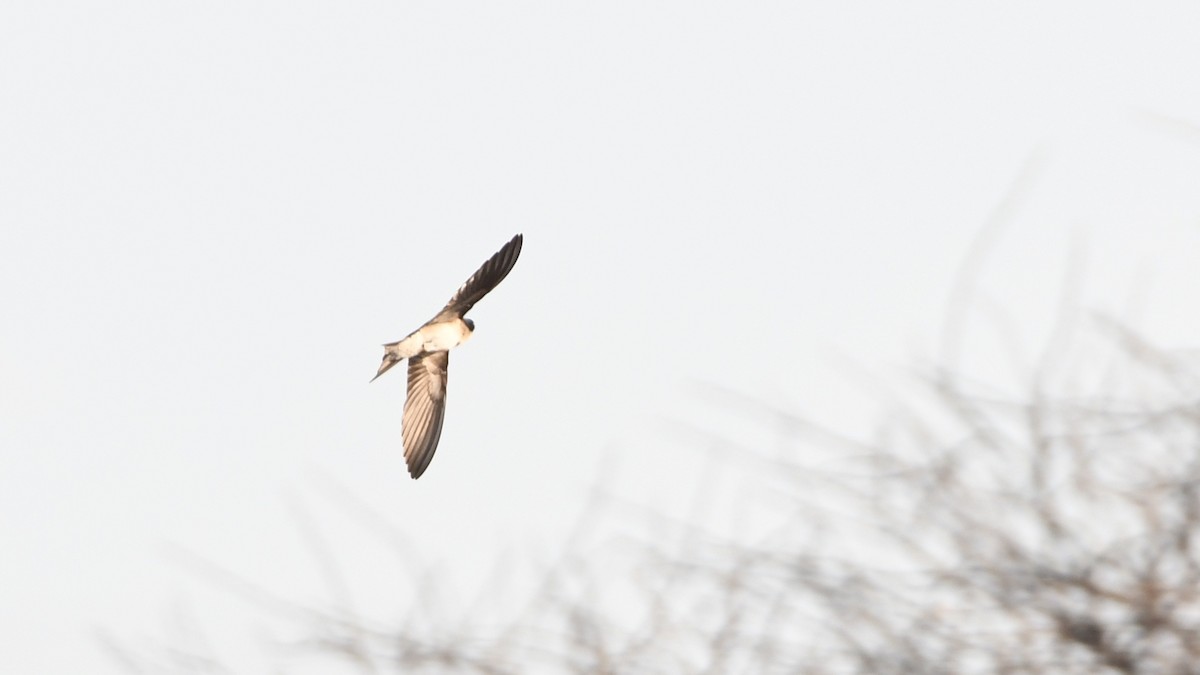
[372,233,523,479]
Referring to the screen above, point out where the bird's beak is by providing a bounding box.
[371,356,399,383]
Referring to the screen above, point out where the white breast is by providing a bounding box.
[421,320,470,352]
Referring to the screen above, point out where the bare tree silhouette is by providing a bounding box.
[107,301,1200,675]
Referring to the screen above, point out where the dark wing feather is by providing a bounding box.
[432,233,523,321]
[402,351,449,479]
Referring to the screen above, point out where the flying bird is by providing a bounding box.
[372,233,523,479]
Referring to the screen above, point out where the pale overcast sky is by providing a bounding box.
[5,2,1200,672]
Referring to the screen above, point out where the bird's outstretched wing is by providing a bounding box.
[432,233,523,321]
[402,351,449,479]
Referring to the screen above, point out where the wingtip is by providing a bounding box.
[406,454,428,479]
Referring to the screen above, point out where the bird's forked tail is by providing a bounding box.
[371,343,404,382]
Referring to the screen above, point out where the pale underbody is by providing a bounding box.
[388,317,473,359]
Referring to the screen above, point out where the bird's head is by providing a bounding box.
[464,318,475,332]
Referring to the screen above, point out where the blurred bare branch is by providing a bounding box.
[940,147,1047,374]
[109,302,1200,674]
